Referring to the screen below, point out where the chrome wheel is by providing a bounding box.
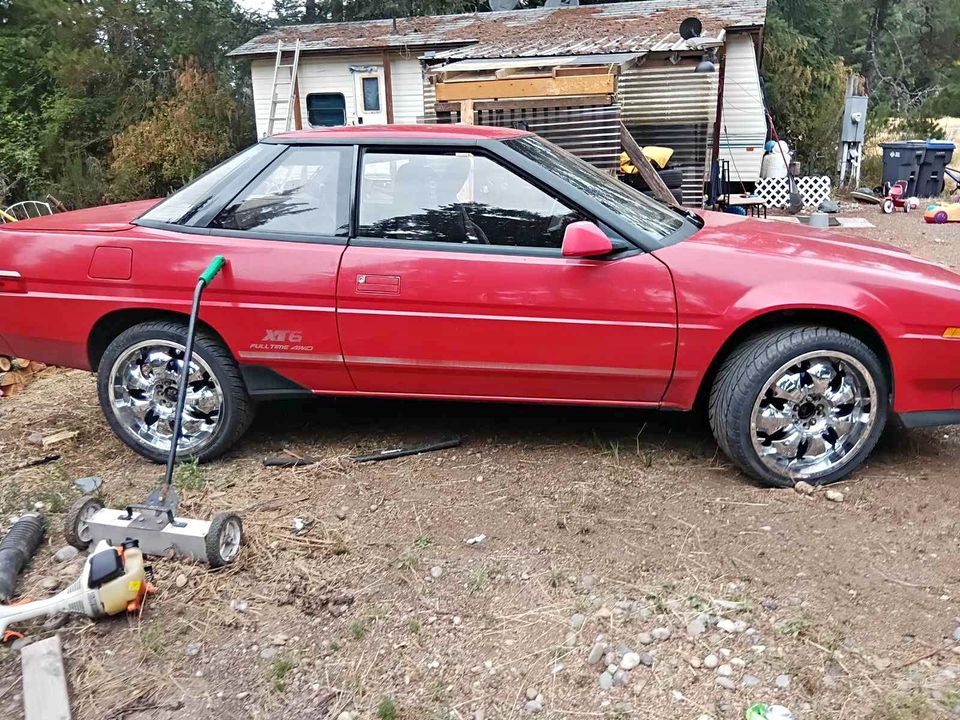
[750,351,877,480]
[108,340,224,454]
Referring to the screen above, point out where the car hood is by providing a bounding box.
[0,199,161,232]
[674,209,956,282]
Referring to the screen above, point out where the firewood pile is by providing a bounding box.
[0,356,48,397]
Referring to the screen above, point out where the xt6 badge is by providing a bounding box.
[250,329,314,352]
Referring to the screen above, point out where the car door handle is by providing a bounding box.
[356,274,400,294]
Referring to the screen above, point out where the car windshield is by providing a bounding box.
[139,144,274,226]
[503,135,689,244]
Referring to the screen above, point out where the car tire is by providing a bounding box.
[633,167,684,191]
[97,320,253,463]
[708,326,888,488]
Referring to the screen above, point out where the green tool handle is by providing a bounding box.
[199,255,226,286]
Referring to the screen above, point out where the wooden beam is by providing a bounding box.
[292,77,303,131]
[459,98,474,125]
[553,65,615,78]
[382,53,394,124]
[619,122,681,208]
[435,74,615,102]
[21,635,72,720]
[434,94,615,114]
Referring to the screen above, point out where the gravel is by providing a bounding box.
[953,627,960,642]
[570,613,586,629]
[716,664,733,677]
[525,688,538,701]
[588,639,606,665]
[775,674,791,689]
[620,652,641,670]
[599,671,614,690]
[38,576,60,592]
[742,674,761,688]
[638,652,654,667]
[703,654,720,669]
[825,489,845,503]
[430,566,443,579]
[686,617,707,637]
[651,627,672,641]
[637,631,653,645]
[716,676,736,690]
[53,546,79,563]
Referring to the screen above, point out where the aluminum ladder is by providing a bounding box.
[266,39,301,135]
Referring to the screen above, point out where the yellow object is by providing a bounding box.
[0,209,16,223]
[619,147,675,175]
[435,74,615,101]
[943,327,960,338]
[99,545,150,614]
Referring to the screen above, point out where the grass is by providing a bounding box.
[139,625,167,657]
[349,620,366,640]
[407,619,421,635]
[776,613,814,640]
[174,459,206,491]
[871,691,936,720]
[270,655,297,693]
[414,534,433,549]
[376,696,397,720]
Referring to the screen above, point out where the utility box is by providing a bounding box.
[840,95,868,143]
[880,141,926,196]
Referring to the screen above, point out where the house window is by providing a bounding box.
[306,93,346,127]
[361,77,381,112]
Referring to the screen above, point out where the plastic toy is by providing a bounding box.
[881,181,920,213]
[923,202,960,224]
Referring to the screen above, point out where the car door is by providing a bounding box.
[194,143,356,393]
[336,147,677,404]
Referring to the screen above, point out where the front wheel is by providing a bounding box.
[97,321,254,463]
[709,326,888,487]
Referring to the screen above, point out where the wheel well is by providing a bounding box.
[87,309,231,371]
[693,309,893,412]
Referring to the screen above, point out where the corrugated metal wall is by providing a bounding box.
[618,58,719,206]
[717,33,766,186]
[476,104,620,171]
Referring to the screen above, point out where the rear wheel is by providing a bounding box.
[97,321,253,463]
[709,326,888,487]
[934,210,949,224]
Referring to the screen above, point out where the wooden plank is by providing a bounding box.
[435,74,615,102]
[459,98,474,125]
[619,122,681,208]
[21,635,72,720]
[434,94,615,114]
[553,65,614,78]
[382,53,394,124]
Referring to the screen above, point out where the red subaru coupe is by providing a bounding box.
[2,125,958,487]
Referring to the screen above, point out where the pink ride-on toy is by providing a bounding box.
[881,180,920,213]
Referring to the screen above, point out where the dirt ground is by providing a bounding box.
[1,208,960,720]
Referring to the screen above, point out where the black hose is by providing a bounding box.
[0,512,46,602]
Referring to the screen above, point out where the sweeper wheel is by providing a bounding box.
[64,496,104,549]
[206,512,243,567]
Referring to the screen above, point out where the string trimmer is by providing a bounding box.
[64,256,243,567]
[0,539,153,638]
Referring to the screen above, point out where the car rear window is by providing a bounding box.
[138,144,275,226]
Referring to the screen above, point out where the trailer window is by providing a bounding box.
[307,93,347,127]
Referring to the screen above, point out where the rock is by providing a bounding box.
[596,606,612,619]
[613,669,628,687]
[607,663,618,674]
[271,633,289,646]
[175,574,188,589]
[687,617,707,637]
[872,657,891,671]
[38,576,60,592]
[717,618,747,633]
[953,627,960,642]
[525,688,539,701]
[794,481,815,496]
[334,506,349,521]
[260,647,279,660]
[651,627,672,641]
[638,652,654,667]
[588,640,606,665]
[697,715,715,720]
[570,613,586,629]
[472,711,485,720]
[742,674,761,688]
[11,636,35,652]
[581,575,597,589]
[336,713,355,720]
[465,534,486,545]
[185,643,201,657]
[775,674,791,689]
[819,198,840,214]
[43,614,68,630]
[703,654,720,669]
[716,664,733,677]
[524,700,543,713]
[230,599,248,612]
[620,652,641,670]
[731,657,746,669]
[53,546,79,563]
[236,692,250,700]
[430,566,443,579]
[599,671,614,690]
[716,676,736,690]
[687,655,702,669]
[637,632,653,645]
[761,598,780,611]
[74,476,103,493]
[615,642,633,656]
[825,489,844,503]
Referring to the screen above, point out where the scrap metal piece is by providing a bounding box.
[350,436,462,463]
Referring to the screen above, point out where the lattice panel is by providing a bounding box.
[755,176,832,208]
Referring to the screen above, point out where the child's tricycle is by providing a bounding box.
[881,180,920,214]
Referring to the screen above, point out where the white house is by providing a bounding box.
[228,0,768,206]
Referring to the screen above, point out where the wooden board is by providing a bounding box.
[21,635,72,720]
[619,122,681,208]
[436,74,615,102]
[434,94,614,114]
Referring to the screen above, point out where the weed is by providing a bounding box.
[468,566,489,594]
[414,534,433,549]
[328,641,340,653]
[349,620,366,640]
[377,696,397,720]
[872,691,935,720]
[367,606,386,621]
[330,530,348,556]
[429,681,447,703]
[270,654,297,693]
[407,619,421,635]
[139,625,166,657]
[174,460,206,491]
[398,550,419,572]
[776,613,813,640]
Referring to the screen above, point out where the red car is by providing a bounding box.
[2,125,958,487]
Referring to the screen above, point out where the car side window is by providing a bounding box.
[210,146,351,236]
[358,151,584,249]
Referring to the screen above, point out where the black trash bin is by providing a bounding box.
[916,140,956,197]
[880,140,926,195]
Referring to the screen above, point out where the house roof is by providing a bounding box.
[228,0,766,59]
